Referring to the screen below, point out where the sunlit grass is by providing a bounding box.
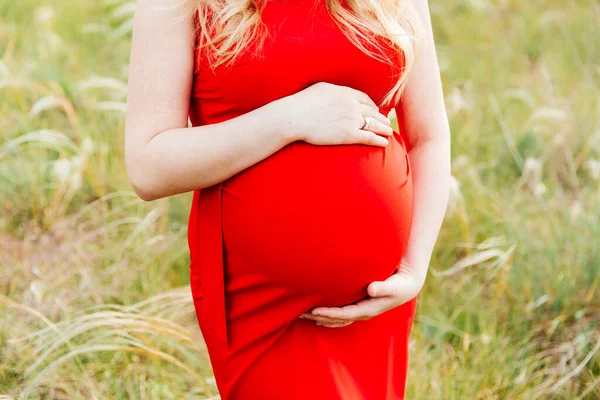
[1,0,599,398]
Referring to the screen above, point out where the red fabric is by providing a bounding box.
[187,1,417,398]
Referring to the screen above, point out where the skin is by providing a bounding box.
[300,0,451,327]
[125,1,393,201]
[125,0,450,327]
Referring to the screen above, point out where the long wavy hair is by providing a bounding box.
[187,0,423,108]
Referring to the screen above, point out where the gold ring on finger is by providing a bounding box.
[361,115,372,130]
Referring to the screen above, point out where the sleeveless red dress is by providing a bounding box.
[187,1,417,398]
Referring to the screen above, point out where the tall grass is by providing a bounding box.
[1,0,599,398]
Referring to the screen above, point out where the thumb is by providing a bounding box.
[367,280,394,297]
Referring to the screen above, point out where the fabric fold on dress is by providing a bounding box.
[193,183,230,349]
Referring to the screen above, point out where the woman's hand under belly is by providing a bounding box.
[221,131,413,306]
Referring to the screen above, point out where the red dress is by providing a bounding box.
[187,0,417,398]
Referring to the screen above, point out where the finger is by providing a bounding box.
[367,273,422,304]
[311,296,393,320]
[301,311,350,324]
[351,130,389,147]
[359,104,392,127]
[300,313,348,324]
[360,117,394,137]
[316,321,355,328]
[367,279,398,298]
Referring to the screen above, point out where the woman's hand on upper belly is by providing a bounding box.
[299,258,425,327]
[273,81,393,147]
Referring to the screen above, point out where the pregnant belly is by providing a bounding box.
[221,131,413,306]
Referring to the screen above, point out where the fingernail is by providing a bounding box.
[386,118,391,126]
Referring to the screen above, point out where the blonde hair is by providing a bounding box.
[189,0,422,108]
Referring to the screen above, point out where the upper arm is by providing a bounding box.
[394,0,450,150]
[125,0,195,158]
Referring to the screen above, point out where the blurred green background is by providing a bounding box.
[1,0,599,398]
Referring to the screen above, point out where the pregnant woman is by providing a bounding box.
[125,0,451,398]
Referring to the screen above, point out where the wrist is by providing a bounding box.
[400,254,429,284]
[396,266,427,296]
[268,96,304,144]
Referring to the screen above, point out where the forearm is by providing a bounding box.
[127,100,292,201]
[403,137,451,281]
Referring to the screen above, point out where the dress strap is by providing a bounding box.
[194,183,230,348]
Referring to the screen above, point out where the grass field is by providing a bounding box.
[1,0,599,398]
